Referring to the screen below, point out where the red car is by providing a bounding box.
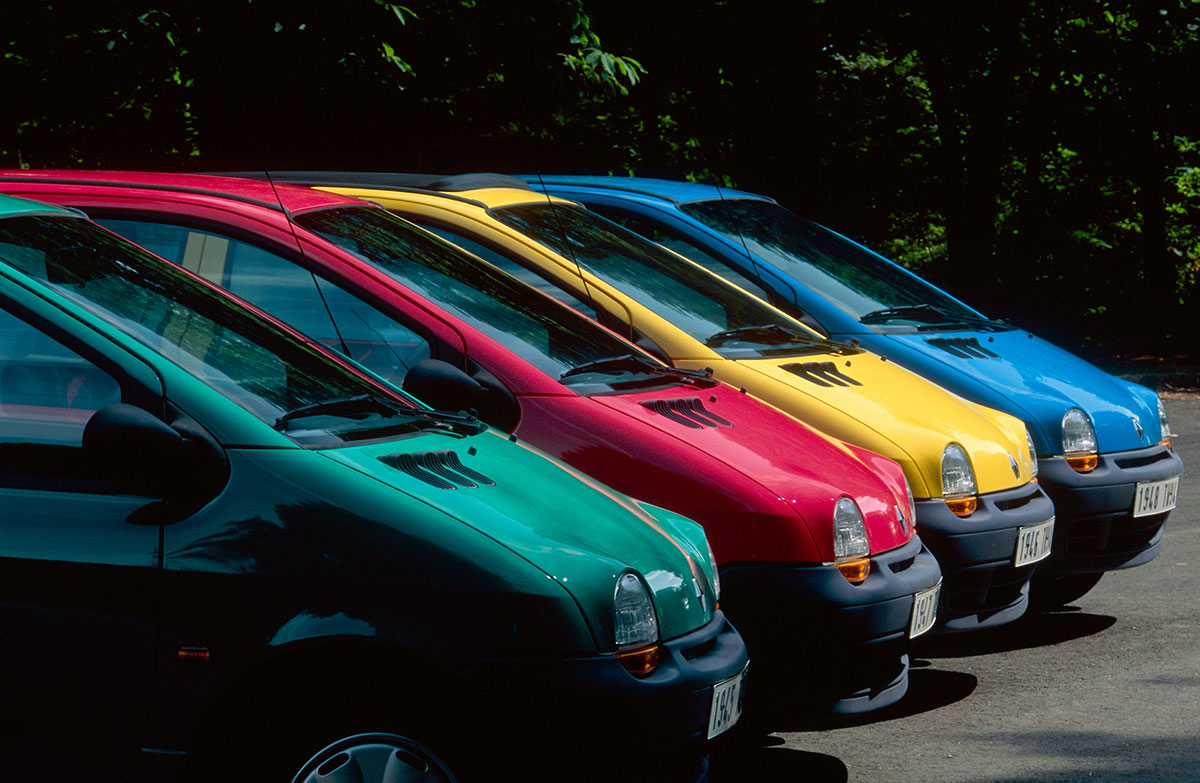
[1,171,942,714]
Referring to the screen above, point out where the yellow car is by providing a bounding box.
[266,172,1055,633]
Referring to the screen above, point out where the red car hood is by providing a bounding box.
[589,382,913,559]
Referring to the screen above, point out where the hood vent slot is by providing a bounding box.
[639,397,732,429]
[925,337,1000,359]
[381,450,496,490]
[781,361,863,387]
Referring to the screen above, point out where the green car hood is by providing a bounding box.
[319,428,715,645]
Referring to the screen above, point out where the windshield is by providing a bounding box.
[490,203,834,357]
[0,214,440,446]
[681,199,1006,330]
[295,206,692,390]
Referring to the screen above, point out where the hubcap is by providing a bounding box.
[291,732,457,783]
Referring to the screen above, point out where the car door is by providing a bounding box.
[0,297,163,780]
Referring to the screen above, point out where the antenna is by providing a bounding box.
[261,169,351,358]
[531,171,606,331]
[712,178,772,291]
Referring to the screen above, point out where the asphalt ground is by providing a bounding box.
[709,393,1198,783]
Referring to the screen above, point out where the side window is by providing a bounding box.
[312,279,430,387]
[417,222,600,320]
[95,218,431,387]
[0,306,122,486]
[586,205,777,303]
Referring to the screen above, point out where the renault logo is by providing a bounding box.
[1133,417,1144,440]
[895,504,908,535]
[1008,454,1020,478]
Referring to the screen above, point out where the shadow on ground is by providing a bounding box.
[742,667,978,734]
[915,607,1116,659]
[709,734,847,783]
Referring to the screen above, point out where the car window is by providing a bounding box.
[294,207,662,384]
[584,204,776,303]
[489,203,829,358]
[96,218,431,388]
[415,222,600,321]
[680,199,993,329]
[0,304,126,490]
[0,214,439,447]
[0,306,121,447]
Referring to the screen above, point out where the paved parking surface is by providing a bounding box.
[711,394,1198,782]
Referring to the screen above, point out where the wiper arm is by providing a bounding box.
[705,323,817,347]
[274,394,485,435]
[861,303,1006,329]
[274,394,403,428]
[559,353,711,383]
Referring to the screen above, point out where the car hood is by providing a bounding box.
[676,351,1036,499]
[319,428,714,643]
[876,330,1163,454]
[589,382,913,557]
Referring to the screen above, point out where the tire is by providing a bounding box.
[1031,572,1104,609]
[290,732,458,783]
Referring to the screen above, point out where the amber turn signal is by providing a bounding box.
[615,645,660,677]
[836,557,871,584]
[1066,453,1099,473]
[177,646,211,662]
[945,496,978,517]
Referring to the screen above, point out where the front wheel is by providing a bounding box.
[291,732,458,783]
[1031,572,1104,610]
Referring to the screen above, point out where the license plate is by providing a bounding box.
[707,665,747,739]
[1014,516,1055,567]
[909,580,941,639]
[1133,476,1179,517]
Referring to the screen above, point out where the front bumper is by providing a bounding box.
[457,609,747,772]
[1036,444,1182,575]
[915,481,1056,633]
[717,534,941,714]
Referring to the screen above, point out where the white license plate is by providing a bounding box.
[909,580,941,639]
[1133,476,1179,517]
[707,665,747,739]
[1014,516,1055,567]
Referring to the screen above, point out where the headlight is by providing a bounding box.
[942,443,978,516]
[901,474,918,532]
[1062,407,1098,473]
[833,496,870,558]
[613,573,659,649]
[1158,396,1172,442]
[705,537,721,603]
[1026,427,1039,479]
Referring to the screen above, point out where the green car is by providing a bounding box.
[0,194,747,783]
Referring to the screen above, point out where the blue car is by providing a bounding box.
[528,176,1183,606]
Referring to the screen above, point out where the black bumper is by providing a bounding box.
[717,534,942,714]
[1036,444,1182,575]
[456,609,747,770]
[915,481,1056,633]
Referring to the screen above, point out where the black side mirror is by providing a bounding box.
[83,403,228,506]
[403,359,520,432]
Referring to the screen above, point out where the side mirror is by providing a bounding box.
[83,403,228,504]
[403,359,520,432]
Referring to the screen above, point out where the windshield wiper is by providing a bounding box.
[860,303,1006,329]
[706,323,824,348]
[274,394,485,435]
[559,353,711,383]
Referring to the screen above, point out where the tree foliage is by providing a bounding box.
[3,0,1198,356]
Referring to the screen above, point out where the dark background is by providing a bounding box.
[4,1,1198,362]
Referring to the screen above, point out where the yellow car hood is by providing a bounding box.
[677,353,1034,498]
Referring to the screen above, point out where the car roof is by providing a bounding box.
[0,170,364,214]
[0,193,75,218]
[524,176,772,206]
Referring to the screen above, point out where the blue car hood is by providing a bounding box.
[872,329,1161,454]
